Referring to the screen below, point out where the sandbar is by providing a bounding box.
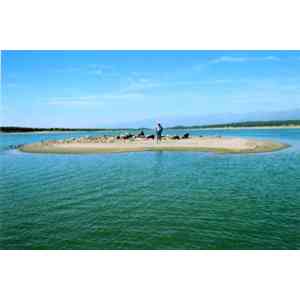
[19,136,289,154]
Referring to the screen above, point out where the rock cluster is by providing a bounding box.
[40,131,191,145]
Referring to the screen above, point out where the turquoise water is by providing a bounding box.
[1,129,299,249]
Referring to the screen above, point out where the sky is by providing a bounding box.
[1,50,300,128]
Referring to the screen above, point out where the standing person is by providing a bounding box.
[155,122,163,142]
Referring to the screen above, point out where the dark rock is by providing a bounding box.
[146,134,155,139]
[182,133,189,139]
[123,134,134,139]
[171,135,180,140]
[137,130,145,137]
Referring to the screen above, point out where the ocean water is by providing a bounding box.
[1,129,299,249]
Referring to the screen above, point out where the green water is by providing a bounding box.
[1,129,299,249]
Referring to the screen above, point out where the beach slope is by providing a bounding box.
[19,136,289,154]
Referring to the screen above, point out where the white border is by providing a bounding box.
[1,251,299,300]
[1,0,299,299]
[1,0,300,49]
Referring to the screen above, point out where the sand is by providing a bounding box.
[19,136,289,154]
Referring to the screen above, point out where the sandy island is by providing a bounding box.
[18,134,289,154]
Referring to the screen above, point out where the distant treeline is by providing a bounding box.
[1,120,300,133]
[169,120,300,129]
[0,127,146,133]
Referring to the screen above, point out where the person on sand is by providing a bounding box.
[155,122,163,143]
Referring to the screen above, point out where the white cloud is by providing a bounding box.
[213,79,234,84]
[88,65,118,78]
[48,91,144,105]
[6,82,18,88]
[49,95,98,102]
[123,77,160,92]
[102,92,144,100]
[211,56,249,63]
[210,55,281,64]
[264,55,280,61]
[48,95,102,105]
[90,68,103,76]
[48,100,101,105]
[56,65,114,78]
[56,66,82,73]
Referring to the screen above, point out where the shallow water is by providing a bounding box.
[1,129,299,249]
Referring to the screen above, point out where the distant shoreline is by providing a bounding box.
[2,119,300,134]
[192,125,300,130]
[0,130,99,135]
[1,125,300,134]
[0,128,135,134]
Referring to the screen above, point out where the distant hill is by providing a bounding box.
[1,120,299,133]
[116,109,300,128]
[169,120,300,129]
[0,127,141,133]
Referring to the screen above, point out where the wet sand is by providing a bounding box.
[19,136,289,154]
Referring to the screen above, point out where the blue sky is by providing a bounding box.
[1,50,300,127]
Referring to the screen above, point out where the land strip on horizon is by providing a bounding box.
[1,120,300,133]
